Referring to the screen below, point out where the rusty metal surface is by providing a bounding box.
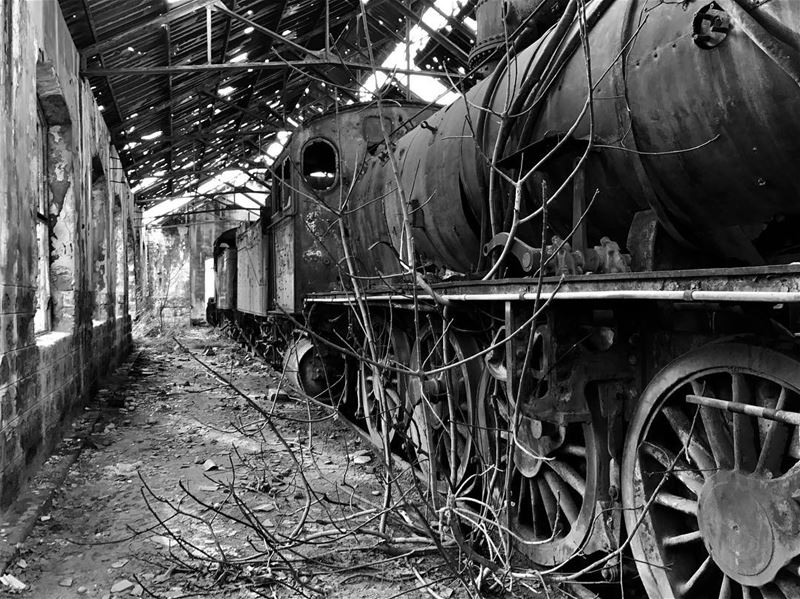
[273,216,294,313]
[292,104,432,301]
[302,102,436,278]
[622,343,800,596]
[235,220,268,316]
[307,263,800,302]
[519,0,800,263]
[385,101,483,273]
[215,246,236,310]
[365,0,800,276]
[471,0,565,70]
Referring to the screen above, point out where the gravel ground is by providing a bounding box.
[0,328,491,599]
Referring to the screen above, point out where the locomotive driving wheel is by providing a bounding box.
[357,317,411,448]
[475,365,606,567]
[623,343,800,599]
[408,325,483,501]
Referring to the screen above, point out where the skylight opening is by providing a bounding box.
[359,0,461,105]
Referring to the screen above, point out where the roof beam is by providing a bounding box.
[126,145,174,170]
[296,0,394,51]
[198,89,268,123]
[164,18,175,195]
[80,0,220,60]
[131,166,261,183]
[194,0,238,196]
[124,130,277,146]
[82,61,463,79]
[136,185,266,205]
[109,77,284,136]
[390,0,470,64]
[417,0,476,42]
[211,0,322,60]
[80,0,125,127]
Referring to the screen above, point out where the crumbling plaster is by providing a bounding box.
[0,0,140,510]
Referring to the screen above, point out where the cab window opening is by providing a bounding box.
[302,138,338,192]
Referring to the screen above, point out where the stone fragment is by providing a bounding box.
[110,579,134,593]
[150,535,176,548]
[267,388,289,403]
[0,574,27,590]
[352,450,372,465]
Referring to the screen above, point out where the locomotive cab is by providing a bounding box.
[267,136,341,316]
[266,102,437,316]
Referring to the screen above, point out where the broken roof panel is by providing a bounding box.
[58,0,476,207]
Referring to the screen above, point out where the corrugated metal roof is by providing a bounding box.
[57,0,476,206]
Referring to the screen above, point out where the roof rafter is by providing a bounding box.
[81,0,220,60]
[82,61,463,79]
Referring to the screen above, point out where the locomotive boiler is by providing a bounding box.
[211,0,800,597]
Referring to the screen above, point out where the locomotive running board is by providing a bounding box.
[307,264,800,305]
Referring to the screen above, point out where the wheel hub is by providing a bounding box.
[514,417,565,477]
[698,470,798,586]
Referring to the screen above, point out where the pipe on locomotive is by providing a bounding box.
[307,289,800,304]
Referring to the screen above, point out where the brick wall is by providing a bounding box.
[0,1,138,512]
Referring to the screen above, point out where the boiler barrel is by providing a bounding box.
[381,0,800,272]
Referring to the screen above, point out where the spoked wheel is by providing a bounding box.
[623,342,800,599]
[476,366,607,567]
[408,324,483,501]
[357,317,411,448]
[283,337,345,402]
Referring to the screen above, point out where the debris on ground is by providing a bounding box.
[0,329,490,599]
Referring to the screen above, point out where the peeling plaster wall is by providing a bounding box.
[0,0,138,510]
[188,211,250,322]
[145,209,250,325]
[146,225,191,326]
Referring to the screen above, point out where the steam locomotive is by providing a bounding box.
[211,0,800,596]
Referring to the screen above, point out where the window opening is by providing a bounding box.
[302,138,338,191]
[282,160,293,211]
[272,159,293,213]
[91,157,109,321]
[113,194,125,318]
[34,102,52,333]
[270,167,280,215]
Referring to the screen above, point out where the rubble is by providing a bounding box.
[110,579,134,593]
[1,330,456,598]
[0,574,26,590]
